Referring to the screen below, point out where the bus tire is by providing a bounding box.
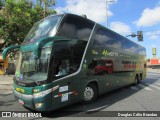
[134,75,140,85]
[140,73,142,80]
[82,83,98,104]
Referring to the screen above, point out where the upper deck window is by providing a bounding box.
[93,28,123,50]
[93,27,146,55]
[24,15,62,43]
[57,14,95,41]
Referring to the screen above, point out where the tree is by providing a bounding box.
[0,0,56,51]
[0,0,4,10]
[37,0,56,17]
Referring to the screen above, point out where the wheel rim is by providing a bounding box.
[83,87,94,101]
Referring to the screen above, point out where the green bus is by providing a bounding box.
[2,13,146,111]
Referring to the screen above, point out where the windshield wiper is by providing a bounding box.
[25,78,40,86]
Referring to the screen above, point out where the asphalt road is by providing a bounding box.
[0,72,160,120]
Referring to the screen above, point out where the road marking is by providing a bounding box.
[130,86,139,91]
[156,83,160,86]
[144,83,160,91]
[138,84,152,91]
[151,73,160,75]
[86,105,109,112]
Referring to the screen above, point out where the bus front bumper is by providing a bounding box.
[13,89,49,111]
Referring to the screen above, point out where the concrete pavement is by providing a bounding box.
[0,75,14,95]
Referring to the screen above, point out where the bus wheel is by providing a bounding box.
[134,75,140,85]
[82,84,98,103]
[140,73,142,80]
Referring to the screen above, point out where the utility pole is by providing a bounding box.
[106,0,114,28]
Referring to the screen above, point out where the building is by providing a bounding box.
[147,58,160,65]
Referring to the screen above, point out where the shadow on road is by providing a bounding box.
[40,76,159,118]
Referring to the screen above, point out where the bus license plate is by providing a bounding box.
[19,99,24,105]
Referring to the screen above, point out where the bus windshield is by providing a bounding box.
[24,15,62,43]
[16,47,51,82]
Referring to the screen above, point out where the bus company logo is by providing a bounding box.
[102,50,118,57]
[16,87,25,93]
[102,50,109,56]
[2,112,11,117]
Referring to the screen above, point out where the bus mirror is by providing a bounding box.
[33,37,54,58]
[2,45,20,61]
[33,36,61,58]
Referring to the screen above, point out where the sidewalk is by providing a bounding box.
[0,75,14,95]
[0,75,14,84]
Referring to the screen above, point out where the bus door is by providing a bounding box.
[50,50,72,107]
[50,42,86,108]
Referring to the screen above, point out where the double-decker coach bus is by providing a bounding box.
[2,13,146,111]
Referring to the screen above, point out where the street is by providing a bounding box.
[0,72,160,119]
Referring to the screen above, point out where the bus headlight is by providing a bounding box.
[35,102,43,108]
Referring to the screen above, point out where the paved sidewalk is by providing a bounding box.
[0,75,14,95]
[0,75,14,84]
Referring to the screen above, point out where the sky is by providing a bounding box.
[54,0,160,59]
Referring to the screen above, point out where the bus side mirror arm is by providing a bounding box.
[34,36,64,58]
[34,37,55,58]
[2,45,21,61]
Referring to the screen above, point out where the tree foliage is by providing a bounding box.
[0,0,56,51]
[37,0,56,17]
